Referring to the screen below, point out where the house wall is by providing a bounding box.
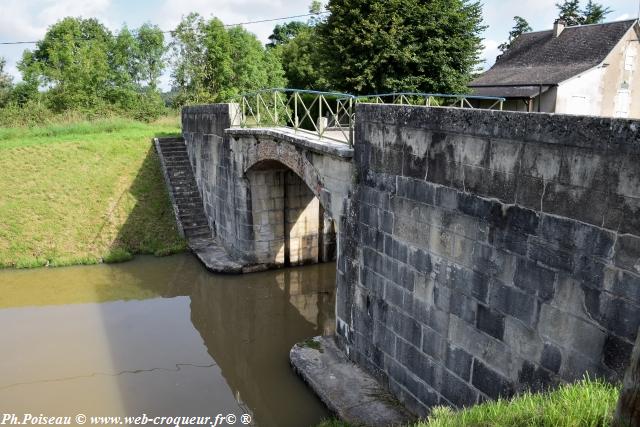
[555,67,605,116]
[557,24,639,119]
[598,24,638,118]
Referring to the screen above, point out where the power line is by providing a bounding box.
[0,11,329,46]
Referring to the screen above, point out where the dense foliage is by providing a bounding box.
[556,0,612,26]
[314,0,486,94]
[0,58,12,107]
[16,18,167,120]
[170,13,285,106]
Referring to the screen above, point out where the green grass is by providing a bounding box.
[0,115,188,268]
[318,378,619,427]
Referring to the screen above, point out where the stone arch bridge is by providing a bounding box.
[176,103,353,269]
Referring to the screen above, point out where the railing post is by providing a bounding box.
[349,97,354,147]
[256,94,261,125]
[274,91,278,125]
[242,97,246,127]
[294,92,299,129]
[318,95,323,137]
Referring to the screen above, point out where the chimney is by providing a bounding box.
[553,19,566,37]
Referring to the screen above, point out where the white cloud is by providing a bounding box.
[481,39,501,70]
[154,0,295,42]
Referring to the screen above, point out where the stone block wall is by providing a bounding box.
[182,104,255,261]
[182,105,346,267]
[336,104,640,416]
[248,168,286,264]
[286,172,321,265]
[247,167,326,266]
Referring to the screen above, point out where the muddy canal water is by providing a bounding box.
[0,254,335,427]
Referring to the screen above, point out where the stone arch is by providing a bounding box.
[242,138,337,267]
[242,138,334,220]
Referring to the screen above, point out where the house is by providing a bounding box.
[469,19,640,118]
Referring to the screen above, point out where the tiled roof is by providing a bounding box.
[470,19,637,87]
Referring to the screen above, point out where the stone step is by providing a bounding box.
[175,196,201,203]
[172,186,199,194]
[167,171,191,182]
[176,203,203,212]
[164,158,191,169]
[160,144,185,150]
[165,164,190,170]
[158,137,184,143]
[179,213,207,222]
[174,190,200,197]
[164,157,190,163]
[185,228,211,239]
[164,156,190,161]
[167,171,195,177]
[168,171,191,179]
[175,199,202,207]
[168,172,192,178]
[182,219,209,228]
[161,147,187,156]
[169,178,194,186]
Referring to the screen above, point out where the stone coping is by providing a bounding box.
[290,336,414,427]
[226,127,354,159]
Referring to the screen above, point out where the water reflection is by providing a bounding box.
[0,254,336,427]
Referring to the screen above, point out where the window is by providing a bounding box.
[625,44,637,71]
[615,89,630,118]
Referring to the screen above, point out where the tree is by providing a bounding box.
[19,17,114,111]
[582,0,612,24]
[276,26,328,89]
[0,57,13,107]
[17,17,166,117]
[170,13,284,106]
[556,0,582,26]
[316,0,486,94]
[135,24,166,89]
[556,0,612,26]
[267,21,309,48]
[497,16,532,56]
[267,2,329,89]
[613,330,640,426]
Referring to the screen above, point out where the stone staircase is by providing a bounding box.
[155,137,244,273]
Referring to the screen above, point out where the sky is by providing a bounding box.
[0,0,637,91]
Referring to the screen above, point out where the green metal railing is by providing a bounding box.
[350,92,505,110]
[230,89,356,145]
[230,89,506,147]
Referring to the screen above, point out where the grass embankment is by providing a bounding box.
[318,378,619,427]
[0,116,187,268]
